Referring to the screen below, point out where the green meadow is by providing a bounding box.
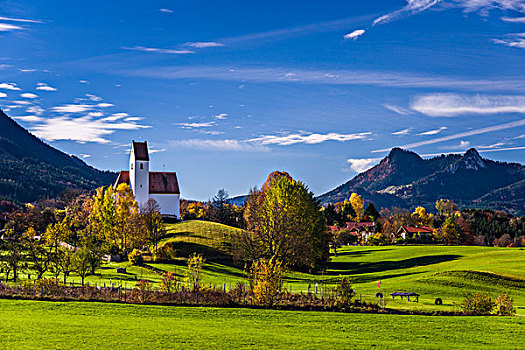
[0,299,523,349]
[11,220,525,314]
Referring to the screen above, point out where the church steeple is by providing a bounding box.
[129,140,149,205]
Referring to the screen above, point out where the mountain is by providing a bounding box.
[319,147,525,215]
[0,109,116,203]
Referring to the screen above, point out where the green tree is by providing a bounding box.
[72,247,91,286]
[241,171,328,269]
[364,203,380,222]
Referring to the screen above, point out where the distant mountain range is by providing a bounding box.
[319,148,525,216]
[0,110,116,203]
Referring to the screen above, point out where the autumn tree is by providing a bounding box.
[238,171,329,269]
[114,183,140,252]
[58,248,75,284]
[141,199,165,253]
[247,257,284,307]
[435,199,459,217]
[412,206,433,226]
[349,193,364,222]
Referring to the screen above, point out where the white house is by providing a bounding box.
[115,141,180,219]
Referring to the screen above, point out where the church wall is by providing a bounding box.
[132,160,149,205]
[149,193,180,219]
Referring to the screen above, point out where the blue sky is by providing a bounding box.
[1,0,524,200]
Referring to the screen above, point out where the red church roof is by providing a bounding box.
[114,170,180,194]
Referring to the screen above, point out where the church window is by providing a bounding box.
[140,163,144,169]
[131,163,133,169]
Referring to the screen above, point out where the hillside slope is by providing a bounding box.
[319,148,525,215]
[0,109,116,203]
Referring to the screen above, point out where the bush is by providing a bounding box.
[334,275,355,305]
[185,252,205,291]
[160,272,180,293]
[247,257,284,307]
[495,293,516,316]
[459,292,495,315]
[128,249,144,266]
[155,244,177,261]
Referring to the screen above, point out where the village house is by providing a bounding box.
[397,225,434,240]
[115,141,180,219]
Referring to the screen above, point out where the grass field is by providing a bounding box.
[7,220,525,314]
[1,299,523,349]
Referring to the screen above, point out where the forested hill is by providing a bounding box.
[319,147,525,216]
[0,109,116,203]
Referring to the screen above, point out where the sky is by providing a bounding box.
[1,0,524,200]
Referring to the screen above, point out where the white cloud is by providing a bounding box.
[186,42,225,48]
[411,93,525,116]
[170,139,268,152]
[384,104,413,115]
[392,128,412,136]
[346,158,381,173]
[418,126,447,135]
[0,23,23,32]
[459,140,470,149]
[0,82,21,90]
[492,33,525,49]
[51,104,94,113]
[344,29,366,40]
[13,115,43,122]
[88,112,104,117]
[213,113,228,120]
[159,8,173,13]
[122,66,525,91]
[12,100,31,105]
[80,154,91,158]
[373,119,525,152]
[0,16,43,24]
[373,0,439,26]
[97,102,114,108]
[79,80,89,84]
[0,92,6,98]
[122,46,194,54]
[31,115,150,144]
[124,117,143,122]
[26,105,44,115]
[20,93,38,99]
[177,121,216,128]
[249,132,371,146]
[86,93,102,101]
[501,16,525,23]
[454,0,525,14]
[36,83,57,91]
[102,113,128,121]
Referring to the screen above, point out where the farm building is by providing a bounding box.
[397,225,434,239]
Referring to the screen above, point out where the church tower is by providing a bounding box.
[129,140,149,205]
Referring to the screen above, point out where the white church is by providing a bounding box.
[115,141,180,219]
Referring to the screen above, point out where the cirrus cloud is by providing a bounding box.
[411,93,525,116]
[344,29,366,40]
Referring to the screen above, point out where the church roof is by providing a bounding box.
[114,170,130,187]
[132,140,149,161]
[149,172,180,194]
[113,170,180,195]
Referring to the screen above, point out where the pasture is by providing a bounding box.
[0,299,523,349]
[7,220,525,314]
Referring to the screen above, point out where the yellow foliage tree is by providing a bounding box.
[247,257,284,307]
[349,193,364,222]
[412,206,433,226]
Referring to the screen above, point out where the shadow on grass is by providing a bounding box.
[325,254,461,276]
[333,248,393,257]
